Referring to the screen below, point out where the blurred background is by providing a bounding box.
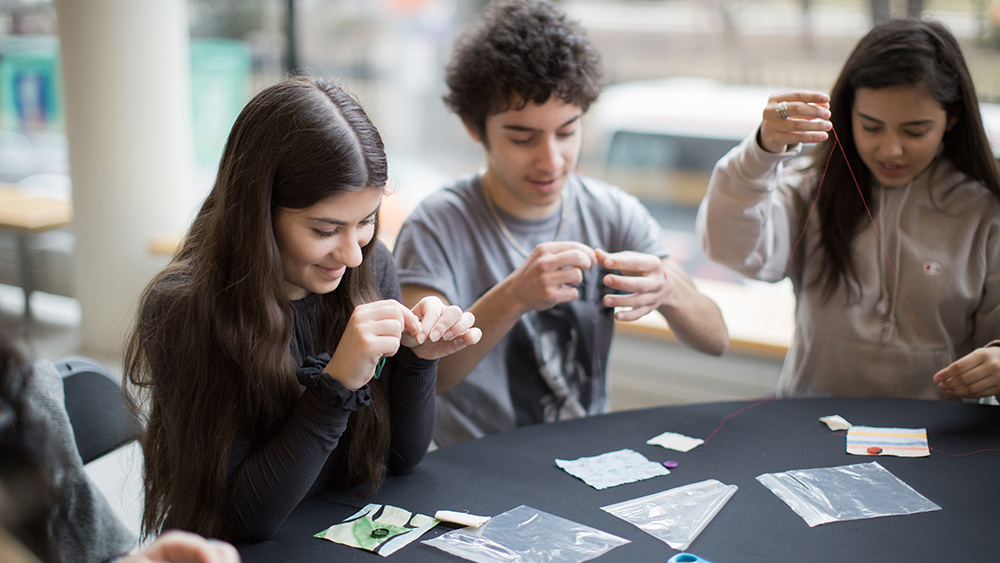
[1,0,999,399]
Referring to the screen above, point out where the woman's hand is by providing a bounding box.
[933,346,1000,399]
[323,299,420,390]
[759,91,832,153]
[402,296,482,360]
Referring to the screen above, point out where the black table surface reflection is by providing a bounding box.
[237,398,1000,562]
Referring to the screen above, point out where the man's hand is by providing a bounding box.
[507,241,597,313]
[596,249,669,321]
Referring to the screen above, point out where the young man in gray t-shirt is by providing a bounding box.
[394,0,729,446]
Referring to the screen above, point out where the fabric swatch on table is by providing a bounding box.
[818,414,852,431]
[555,448,669,490]
[314,503,439,556]
[646,430,705,452]
[846,425,929,457]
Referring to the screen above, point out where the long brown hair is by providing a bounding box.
[123,77,391,540]
[809,18,1000,299]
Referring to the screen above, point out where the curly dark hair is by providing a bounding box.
[444,0,604,143]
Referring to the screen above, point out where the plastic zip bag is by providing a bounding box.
[756,461,941,527]
[422,504,629,563]
[601,479,737,551]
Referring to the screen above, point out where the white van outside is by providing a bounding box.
[580,77,773,208]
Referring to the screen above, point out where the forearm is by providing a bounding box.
[224,387,354,541]
[387,347,437,473]
[698,135,796,282]
[434,280,525,393]
[656,269,729,356]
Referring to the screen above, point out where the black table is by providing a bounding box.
[237,398,1000,562]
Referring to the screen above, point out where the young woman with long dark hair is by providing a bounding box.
[698,19,1000,401]
[124,77,481,542]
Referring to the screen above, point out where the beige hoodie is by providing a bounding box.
[697,135,1000,400]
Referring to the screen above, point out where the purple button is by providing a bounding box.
[663,461,679,469]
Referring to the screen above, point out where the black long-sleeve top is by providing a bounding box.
[155,242,437,541]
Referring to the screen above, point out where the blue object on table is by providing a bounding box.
[668,553,716,563]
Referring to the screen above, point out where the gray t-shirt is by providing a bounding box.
[394,174,669,445]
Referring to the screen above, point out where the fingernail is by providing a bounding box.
[430,330,441,341]
[418,332,426,344]
[444,330,454,340]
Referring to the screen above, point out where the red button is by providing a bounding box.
[867,446,883,454]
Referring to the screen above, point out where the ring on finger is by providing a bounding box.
[777,101,789,119]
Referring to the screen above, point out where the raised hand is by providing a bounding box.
[759,91,832,154]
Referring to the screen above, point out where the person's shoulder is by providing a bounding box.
[399,176,486,245]
[408,176,480,218]
[364,239,395,283]
[574,174,625,200]
[931,159,1000,217]
[572,174,649,213]
[369,239,394,272]
[574,173,616,194]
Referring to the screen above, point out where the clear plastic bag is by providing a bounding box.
[600,479,737,551]
[422,504,630,563]
[756,461,941,527]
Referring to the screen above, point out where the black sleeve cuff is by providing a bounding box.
[295,353,371,411]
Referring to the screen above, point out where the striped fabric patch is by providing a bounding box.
[846,426,929,457]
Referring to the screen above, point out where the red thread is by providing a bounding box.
[829,128,938,371]
[785,142,832,274]
[788,127,938,372]
[930,446,1000,457]
[702,396,776,444]
[701,399,998,458]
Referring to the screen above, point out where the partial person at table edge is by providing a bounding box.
[122,77,482,542]
[393,0,730,447]
[697,18,1000,403]
[0,327,241,563]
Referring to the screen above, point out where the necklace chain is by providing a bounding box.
[481,175,566,259]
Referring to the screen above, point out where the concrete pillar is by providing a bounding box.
[55,0,192,354]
